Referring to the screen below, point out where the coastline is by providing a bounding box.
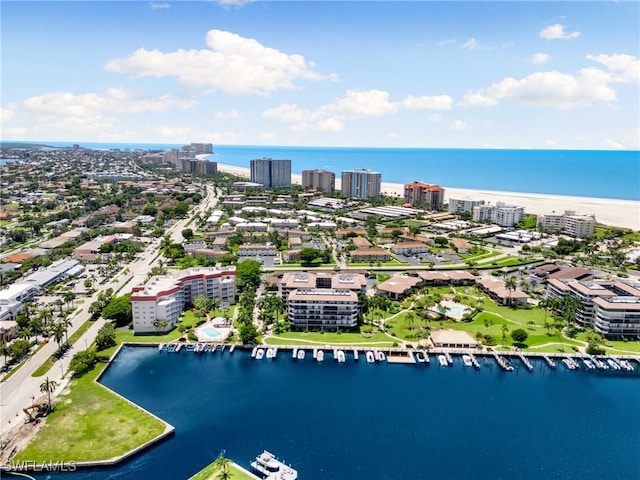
[215,162,640,231]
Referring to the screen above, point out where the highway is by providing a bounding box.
[0,183,217,441]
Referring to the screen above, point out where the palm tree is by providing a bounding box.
[505,276,518,307]
[62,290,76,308]
[18,327,32,341]
[500,324,510,346]
[51,322,66,353]
[215,453,231,479]
[40,377,58,412]
[0,338,9,366]
[153,319,169,334]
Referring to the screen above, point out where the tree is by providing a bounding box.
[40,377,58,411]
[102,294,133,327]
[181,228,194,240]
[299,247,323,265]
[215,454,231,480]
[62,290,76,308]
[505,276,518,307]
[511,328,528,344]
[95,322,117,351]
[51,322,66,353]
[236,259,261,289]
[194,295,213,317]
[500,324,510,345]
[0,338,9,365]
[239,322,259,345]
[10,340,31,360]
[69,350,99,376]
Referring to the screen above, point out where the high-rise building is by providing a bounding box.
[302,169,335,194]
[403,182,445,210]
[472,202,525,227]
[341,169,381,199]
[448,197,485,214]
[250,158,292,188]
[537,210,596,238]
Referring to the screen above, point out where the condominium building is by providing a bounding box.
[472,202,524,227]
[546,278,640,338]
[341,169,381,199]
[403,182,445,210]
[448,197,485,214]
[537,210,596,238]
[131,267,236,333]
[286,289,360,330]
[250,158,291,188]
[280,271,367,299]
[302,169,335,194]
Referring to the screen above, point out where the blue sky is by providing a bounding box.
[1,1,638,149]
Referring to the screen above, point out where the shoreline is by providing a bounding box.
[214,162,640,230]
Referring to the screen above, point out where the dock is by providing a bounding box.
[517,353,534,371]
[492,352,513,371]
[469,353,480,369]
[542,355,556,369]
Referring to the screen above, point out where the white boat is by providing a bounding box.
[158,343,164,351]
[256,348,265,360]
[251,450,298,480]
[313,348,318,359]
[438,354,448,367]
[204,344,212,353]
[251,346,258,358]
[353,349,359,362]
[366,350,375,363]
[562,358,577,370]
[462,354,473,367]
[415,351,425,362]
[297,349,305,360]
[423,351,430,364]
[376,350,386,362]
[582,358,595,370]
[337,350,346,363]
[229,345,236,354]
[175,344,182,353]
[266,347,276,359]
[316,350,324,362]
[292,347,298,359]
[607,358,621,370]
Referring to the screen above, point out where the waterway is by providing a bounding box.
[35,346,640,479]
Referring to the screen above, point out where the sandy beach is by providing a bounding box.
[215,163,640,231]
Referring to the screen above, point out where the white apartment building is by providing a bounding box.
[131,267,236,333]
[448,197,485,214]
[537,210,596,238]
[546,278,640,338]
[287,289,360,330]
[237,245,278,256]
[341,169,381,199]
[473,202,524,227]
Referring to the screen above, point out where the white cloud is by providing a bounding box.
[23,88,194,116]
[427,113,442,123]
[531,53,550,65]
[1,108,14,123]
[545,139,559,147]
[479,142,504,149]
[156,125,190,138]
[149,2,170,10]
[215,109,240,119]
[460,38,479,50]
[218,0,253,8]
[461,68,616,108]
[2,127,27,139]
[450,120,467,131]
[105,30,336,96]
[540,23,580,40]
[603,127,640,149]
[437,39,457,47]
[264,89,453,132]
[259,132,277,141]
[587,53,640,84]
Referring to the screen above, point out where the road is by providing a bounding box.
[0,183,217,440]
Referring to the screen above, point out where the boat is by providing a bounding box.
[617,358,634,371]
[438,354,448,367]
[607,358,621,370]
[562,358,577,370]
[175,344,182,353]
[250,450,298,480]
[313,348,318,359]
[167,344,175,352]
[292,347,298,359]
[186,344,195,352]
[266,347,275,359]
[316,350,324,362]
[195,343,205,353]
[423,351,430,364]
[415,351,425,363]
[353,349,359,362]
[204,344,212,353]
[297,349,305,360]
[366,350,375,363]
[376,350,386,362]
[158,343,164,351]
[582,358,595,370]
[462,354,473,367]
[256,348,265,360]
[251,346,258,358]
[337,350,346,363]
[229,345,236,354]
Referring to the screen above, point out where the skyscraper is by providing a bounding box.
[302,169,335,194]
[250,158,291,188]
[340,169,381,199]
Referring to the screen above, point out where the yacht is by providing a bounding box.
[337,350,346,363]
[415,351,425,362]
[316,349,324,362]
[462,354,473,367]
[251,450,297,480]
[376,350,386,362]
[174,344,182,353]
[297,349,305,360]
[251,346,258,358]
[256,348,265,360]
[438,354,448,367]
[366,350,375,363]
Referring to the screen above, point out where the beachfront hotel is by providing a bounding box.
[131,267,236,333]
[341,168,381,199]
[448,197,485,214]
[472,202,525,227]
[537,210,596,238]
[546,278,640,338]
[301,169,335,194]
[250,158,292,188]
[403,182,445,210]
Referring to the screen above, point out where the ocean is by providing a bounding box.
[37,346,640,480]
[3,142,639,200]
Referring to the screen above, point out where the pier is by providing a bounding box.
[492,352,514,371]
[517,353,534,372]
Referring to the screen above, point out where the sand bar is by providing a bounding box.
[216,163,640,231]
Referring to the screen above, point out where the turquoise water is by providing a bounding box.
[446,306,467,315]
[200,327,221,339]
[38,346,640,480]
[6,142,639,200]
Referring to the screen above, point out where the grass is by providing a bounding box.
[32,321,98,378]
[189,461,255,480]
[14,361,167,463]
[266,329,395,346]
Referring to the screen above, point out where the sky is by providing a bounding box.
[1,1,639,149]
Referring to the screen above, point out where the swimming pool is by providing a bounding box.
[447,306,467,315]
[200,327,221,339]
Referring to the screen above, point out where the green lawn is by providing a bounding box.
[14,362,168,463]
[266,329,395,346]
[189,461,256,480]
